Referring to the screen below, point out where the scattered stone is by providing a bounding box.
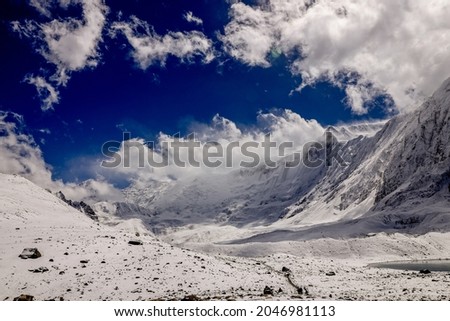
[28,267,49,273]
[325,272,336,276]
[419,269,431,274]
[128,240,143,246]
[19,248,42,259]
[14,294,34,301]
[263,286,274,296]
[181,294,201,301]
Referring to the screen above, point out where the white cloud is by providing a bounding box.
[101,109,325,185]
[220,0,450,114]
[0,111,123,202]
[184,11,203,26]
[12,0,109,110]
[29,0,54,17]
[111,16,215,69]
[25,75,60,111]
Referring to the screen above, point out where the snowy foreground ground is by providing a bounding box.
[1,173,450,301]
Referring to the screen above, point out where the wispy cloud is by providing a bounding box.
[24,75,60,111]
[184,11,203,26]
[220,0,450,114]
[111,16,215,69]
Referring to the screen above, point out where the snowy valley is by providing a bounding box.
[2,78,450,301]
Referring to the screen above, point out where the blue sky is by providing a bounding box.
[1,0,450,183]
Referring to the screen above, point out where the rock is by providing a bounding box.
[325,271,336,276]
[181,294,201,301]
[281,266,291,273]
[14,294,34,301]
[28,267,49,273]
[56,191,98,221]
[263,286,274,296]
[419,269,431,274]
[80,260,89,264]
[19,248,42,259]
[128,240,143,246]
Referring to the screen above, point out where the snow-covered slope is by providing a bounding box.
[0,173,300,300]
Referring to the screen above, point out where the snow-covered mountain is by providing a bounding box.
[115,78,450,239]
[3,80,450,301]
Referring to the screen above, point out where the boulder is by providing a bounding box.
[13,294,34,301]
[28,267,49,273]
[281,266,291,273]
[263,286,274,296]
[19,248,42,259]
[128,240,143,246]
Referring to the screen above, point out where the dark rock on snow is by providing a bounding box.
[263,286,274,295]
[14,294,34,301]
[19,248,42,259]
[28,267,49,273]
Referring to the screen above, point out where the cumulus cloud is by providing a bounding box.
[184,11,203,26]
[12,0,109,110]
[220,0,450,114]
[0,111,123,202]
[100,109,325,185]
[111,16,215,69]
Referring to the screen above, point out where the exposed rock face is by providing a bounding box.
[19,248,42,259]
[56,191,98,221]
